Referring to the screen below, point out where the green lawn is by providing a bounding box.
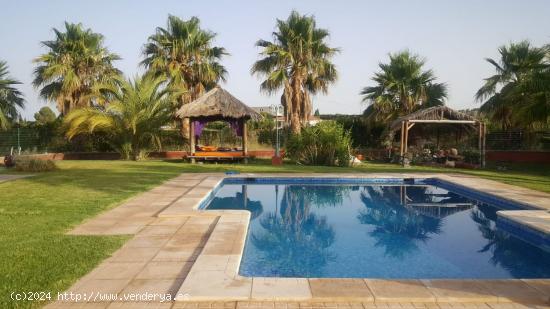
[1,159,549,308]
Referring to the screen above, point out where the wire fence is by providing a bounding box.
[1,126,548,156]
[486,130,550,151]
[0,127,45,155]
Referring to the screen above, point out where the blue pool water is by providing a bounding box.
[203,179,550,279]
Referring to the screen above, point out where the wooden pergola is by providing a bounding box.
[176,86,262,163]
[388,106,486,167]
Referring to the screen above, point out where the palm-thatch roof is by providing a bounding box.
[385,106,480,145]
[389,106,477,131]
[176,86,262,121]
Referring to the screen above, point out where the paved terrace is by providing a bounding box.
[46,173,550,308]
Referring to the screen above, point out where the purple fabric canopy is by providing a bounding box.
[193,120,208,137]
[193,119,242,137]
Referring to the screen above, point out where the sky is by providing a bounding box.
[1,0,550,120]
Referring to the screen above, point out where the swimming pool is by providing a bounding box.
[202,178,550,279]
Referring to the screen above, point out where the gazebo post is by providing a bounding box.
[242,119,248,164]
[478,121,482,168]
[189,119,195,164]
[399,121,405,158]
[404,120,409,155]
[481,122,487,167]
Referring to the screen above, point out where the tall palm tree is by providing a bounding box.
[360,51,447,122]
[252,11,339,134]
[476,41,549,129]
[0,61,25,130]
[142,15,228,137]
[33,22,121,116]
[64,75,181,160]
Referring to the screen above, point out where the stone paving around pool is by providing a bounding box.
[46,173,550,308]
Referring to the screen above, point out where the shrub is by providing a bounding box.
[15,157,57,172]
[286,121,352,167]
[462,149,481,164]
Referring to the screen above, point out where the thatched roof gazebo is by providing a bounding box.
[176,86,262,163]
[387,106,486,167]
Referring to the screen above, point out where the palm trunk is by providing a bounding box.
[290,76,303,134]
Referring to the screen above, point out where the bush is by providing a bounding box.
[286,121,352,167]
[15,157,57,172]
[462,149,481,164]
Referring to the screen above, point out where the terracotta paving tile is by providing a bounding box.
[173,302,237,309]
[164,236,205,248]
[67,279,131,296]
[107,302,172,308]
[135,261,193,280]
[309,279,373,302]
[421,280,498,303]
[121,279,182,297]
[521,280,550,302]
[477,280,547,304]
[486,304,546,309]
[185,216,218,225]
[104,225,145,235]
[125,235,171,248]
[158,206,196,217]
[149,217,189,226]
[116,217,156,226]
[44,302,112,308]
[201,241,240,255]
[192,255,231,271]
[171,197,205,207]
[137,225,181,236]
[251,278,311,301]
[176,270,252,301]
[174,224,214,236]
[152,247,200,262]
[110,247,160,263]
[365,280,435,303]
[87,262,147,280]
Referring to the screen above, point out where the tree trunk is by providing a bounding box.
[289,77,303,134]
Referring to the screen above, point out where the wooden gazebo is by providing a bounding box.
[176,86,262,163]
[387,106,486,167]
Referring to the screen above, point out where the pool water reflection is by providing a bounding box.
[205,182,550,279]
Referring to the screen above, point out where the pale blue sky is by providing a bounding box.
[2,0,550,119]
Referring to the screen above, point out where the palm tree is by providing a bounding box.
[142,15,228,137]
[251,11,339,134]
[33,22,121,116]
[360,51,447,122]
[476,41,549,129]
[64,75,181,160]
[0,61,25,130]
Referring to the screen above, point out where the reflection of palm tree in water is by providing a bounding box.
[357,186,443,258]
[471,204,550,278]
[207,185,263,219]
[250,185,336,276]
